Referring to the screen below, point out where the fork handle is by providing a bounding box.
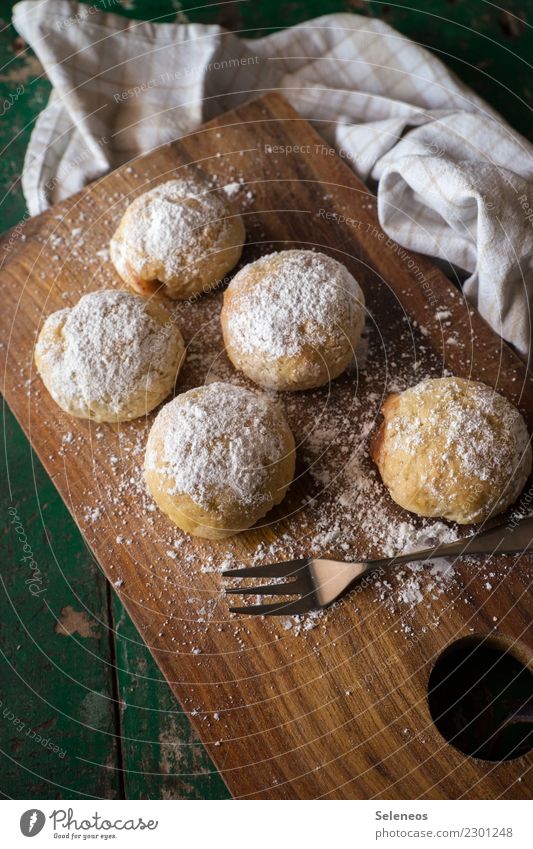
[371,513,533,570]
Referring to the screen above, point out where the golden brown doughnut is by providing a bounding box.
[144,382,295,539]
[371,376,531,524]
[35,289,184,422]
[110,176,245,299]
[221,249,365,391]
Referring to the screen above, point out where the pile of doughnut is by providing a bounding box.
[35,174,532,540]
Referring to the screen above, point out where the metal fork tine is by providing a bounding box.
[224,578,311,597]
[222,558,308,579]
[229,597,314,616]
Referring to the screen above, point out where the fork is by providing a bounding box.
[223,514,533,616]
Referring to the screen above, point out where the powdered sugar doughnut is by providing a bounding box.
[144,382,295,539]
[35,290,185,422]
[110,176,245,299]
[371,377,532,524]
[221,250,365,391]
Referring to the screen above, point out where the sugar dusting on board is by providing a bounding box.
[39,280,473,642]
[24,164,530,665]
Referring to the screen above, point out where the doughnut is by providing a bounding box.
[221,249,365,391]
[371,376,532,524]
[144,382,295,538]
[35,289,184,422]
[110,176,245,299]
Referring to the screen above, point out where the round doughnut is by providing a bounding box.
[109,176,245,299]
[371,376,532,524]
[221,249,365,391]
[144,382,295,539]
[35,289,185,422]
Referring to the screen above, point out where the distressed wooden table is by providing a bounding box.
[1,0,532,800]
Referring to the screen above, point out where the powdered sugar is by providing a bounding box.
[110,178,233,280]
[36,289,180,417]
[225,249,364,358]
[223,182,242,199]
[145,382,287,511]
[383,377,531,517]
[38,242,529,645]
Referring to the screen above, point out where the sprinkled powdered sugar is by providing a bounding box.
[25,168,533,690]
[145,382,286,511]
[36,289,180,415]
[37,258,533,646]
[384,377,530,500]
[110,178,233,280]
[225,250,364,357]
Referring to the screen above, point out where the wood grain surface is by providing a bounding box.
[1,93,532,799]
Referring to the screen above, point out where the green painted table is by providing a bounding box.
[1,0,532,800]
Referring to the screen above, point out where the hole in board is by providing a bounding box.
[427,635,533,761]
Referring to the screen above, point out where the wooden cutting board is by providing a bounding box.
[1,93,532,799]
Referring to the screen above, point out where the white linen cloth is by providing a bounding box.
[13,0,533,357]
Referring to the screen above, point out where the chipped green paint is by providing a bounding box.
[1,409,120,799]
[1,0,531,799]
[112,595,230,799]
